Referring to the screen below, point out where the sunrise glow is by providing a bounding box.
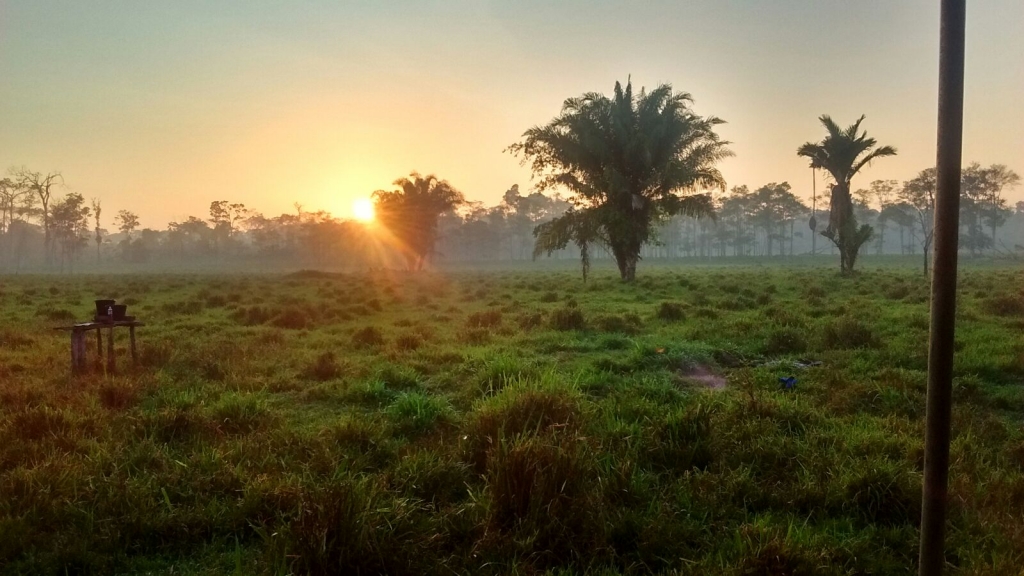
[352,198,375,222]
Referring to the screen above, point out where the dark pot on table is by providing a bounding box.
[95,299,115,316]
[112,305,128,321]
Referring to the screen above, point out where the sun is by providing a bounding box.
[352,198,375,222]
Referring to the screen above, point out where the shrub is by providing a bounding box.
[656,302,686,322]
[550,306,586,331]
[823,317,878,349]
[352,326,385,348]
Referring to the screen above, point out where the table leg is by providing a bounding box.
[129,325,137,364]
[96,329,103,372]
[71,331,85,375]
[107,326,116,374]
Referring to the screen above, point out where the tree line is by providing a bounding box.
[2,81,1020,277]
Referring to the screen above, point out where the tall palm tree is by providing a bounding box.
[372,172,465,270]
[797,115,896,273]
[510,79,731,281]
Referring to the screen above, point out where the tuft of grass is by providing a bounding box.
[550,306,586,331]
[823,316,878,349]
[271,307,309,329]
[655,302,686,322]
[352,326,385,348]
[762,326,808,355]
[210,393,274,435]
[394,333,423,351]
[386,392,454,436]
[984,294,1024,317]
[594,313,643,335]
[303,351,346,381]
[466,309,503,329]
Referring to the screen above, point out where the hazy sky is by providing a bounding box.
[2,0,1022,227]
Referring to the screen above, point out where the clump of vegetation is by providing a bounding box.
[763,326,808,355]
[210,393,274,434]
[386,391,454,436]
[516,311,546,330]
[231,305,272,325]
[393,333,423,351]
[594,313,643,335]
[984,294,1024,317]
[352,326,385,348]
[466,309,503,329]
[823,316,878,349]
[655,301,686,322]
[272,307,310,329]
[304,351,346,381]
[549,306,586,331]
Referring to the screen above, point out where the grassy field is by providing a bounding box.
[1,265,1023,575]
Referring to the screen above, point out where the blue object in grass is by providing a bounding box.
[779,376,797,390]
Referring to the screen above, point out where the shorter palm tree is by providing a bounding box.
[797,115,896,274]
[373,172,465,270]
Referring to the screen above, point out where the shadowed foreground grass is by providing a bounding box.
[1,266,1023,575]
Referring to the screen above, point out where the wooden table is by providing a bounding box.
[55,321,145,374]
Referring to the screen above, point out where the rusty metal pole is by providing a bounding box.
[918,0,966,574]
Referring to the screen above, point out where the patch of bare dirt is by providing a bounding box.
[680,364,727,390]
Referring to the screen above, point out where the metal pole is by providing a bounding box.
[918,0,966,574]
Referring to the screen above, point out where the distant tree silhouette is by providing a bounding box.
[510,79,730,281]
[899,168,937,276]
[373,172,465,270]
[797,115,896,273]
[50,192,90,272]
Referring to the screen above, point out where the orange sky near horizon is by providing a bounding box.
[1,1,1021,229]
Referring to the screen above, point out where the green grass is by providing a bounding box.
[1,266,1023,574]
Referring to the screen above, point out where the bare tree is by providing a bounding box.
[91,198,103,264]
[12,167,63,265]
